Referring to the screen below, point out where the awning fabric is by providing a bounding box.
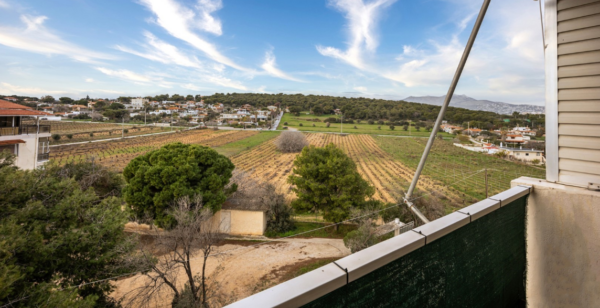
[0,139,26,145]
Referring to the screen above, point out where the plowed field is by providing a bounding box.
[231,133,463,207]
[50,129,258,171]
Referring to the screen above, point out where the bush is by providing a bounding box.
[312,124,316,127]
[66,134,73,139]
[532,159,541,165]
[123,143,236,228]
[284,122,288,125]
[377,120,384,125]
[403,125,408,131]
[123,129,129,133]
[275,131,309,153]
[343,220,378,253]
[51,134,61,141]
[326,122,331,128]
[378,126,381,130]
[299,123,303,127]
[353,126,357,129]
[89,132,94,137]
[389,125,395,131]
[368,120,374,125]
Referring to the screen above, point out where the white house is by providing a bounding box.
[131,98,149,108]
[0,99,52,170]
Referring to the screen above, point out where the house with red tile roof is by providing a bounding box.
[0,99,52,169]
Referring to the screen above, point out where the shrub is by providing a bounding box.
[66,134,73,139]
[275,131,309,153]
[403,125,408,131]
[312,124,315,127]
[378,120,384,125]
[353,126,357,129]
[368,120,374,125]
[532,159,541,165]
[51,134,61,141]
[89,133,94,137]
[378,126,381,130]
[284,122,288,125]
[123,129,129,133]
[416,126,420,132]
[326,122,331,128]
[389,125,395,131]
[356,120,361,124]
[299,123,303,127]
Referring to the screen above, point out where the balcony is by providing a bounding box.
[226,186,531,308]
[0,125,51,136]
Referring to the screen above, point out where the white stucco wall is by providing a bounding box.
[511,177,600,308]
[0,133,47,170]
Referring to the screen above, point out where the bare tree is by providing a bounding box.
[274,131,308,153]
[123,195,228,308]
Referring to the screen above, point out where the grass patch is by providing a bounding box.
[265,221,357,239]
[213,131,280,157]
[286,258,338,279]
[374,136,545,200]
[277,113,452,138]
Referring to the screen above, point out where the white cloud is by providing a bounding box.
[181,83,201,91]
[138,0,247,71]
[317,0,397,69]
[0,0,9,9]
[116,31,204,69]
[261,50,304,82]
[85,78,94,83]
[0,15,114,63]
[353,86,367,92]
[0,82,67,95]
[95,67,152,83]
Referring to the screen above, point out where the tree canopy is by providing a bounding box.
[288,143,376,227]
[122,143,236,228]
[0,159,135,307]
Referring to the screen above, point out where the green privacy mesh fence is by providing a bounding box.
[303,196,527,308]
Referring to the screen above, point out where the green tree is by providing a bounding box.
[0,159,136,307]
[289,106,302,116]
[59,97,74,104]
[288,143,375,230]
[122,143,236,228]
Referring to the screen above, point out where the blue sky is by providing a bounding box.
[0,0,545,105]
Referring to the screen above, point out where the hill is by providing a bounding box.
[402,94,545,115]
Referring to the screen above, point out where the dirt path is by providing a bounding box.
[112,238,349,307]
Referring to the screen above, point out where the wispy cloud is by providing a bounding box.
[95,67,156,84]
[0,82,67,95]
[317,0,396,69]
[0,15,114,63]
[0,0,9,9]
[116,31,204,70]
[261,50,304,82]
[85,78,94,83]
[138,0,247,71]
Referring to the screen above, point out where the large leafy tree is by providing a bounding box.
[288,143,375,229]
[0,158,136,307]
[123,143,236,228]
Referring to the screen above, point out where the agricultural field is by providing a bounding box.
[374,136,546,200]
[49,129,258,171]
[231,133,465,211]
[213,131,280,157]
[276,113,453,138]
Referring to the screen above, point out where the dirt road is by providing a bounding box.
[112,237,350,307]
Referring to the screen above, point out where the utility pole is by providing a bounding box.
[144,108,147,125]
[340,114,343,134]
[122,117,124,138]
[171,113,173,132]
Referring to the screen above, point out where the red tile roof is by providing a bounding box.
[0,139,26,145]
[0,99,51,116]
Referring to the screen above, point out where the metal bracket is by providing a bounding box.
[588,182,600,191]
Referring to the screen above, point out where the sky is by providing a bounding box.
[0,0,545,105]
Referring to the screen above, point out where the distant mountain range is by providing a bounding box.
[402,94,545,115]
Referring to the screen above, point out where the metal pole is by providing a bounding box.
[122,117,124,138]
[537,0,546,50]
[485,168,488,198]
[404,0,491,223]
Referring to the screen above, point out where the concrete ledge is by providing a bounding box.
[413,211,470,244]
[458,198,501,222]
[334,231,425,283]
[225,263,346,308]
[489,185,531,207]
